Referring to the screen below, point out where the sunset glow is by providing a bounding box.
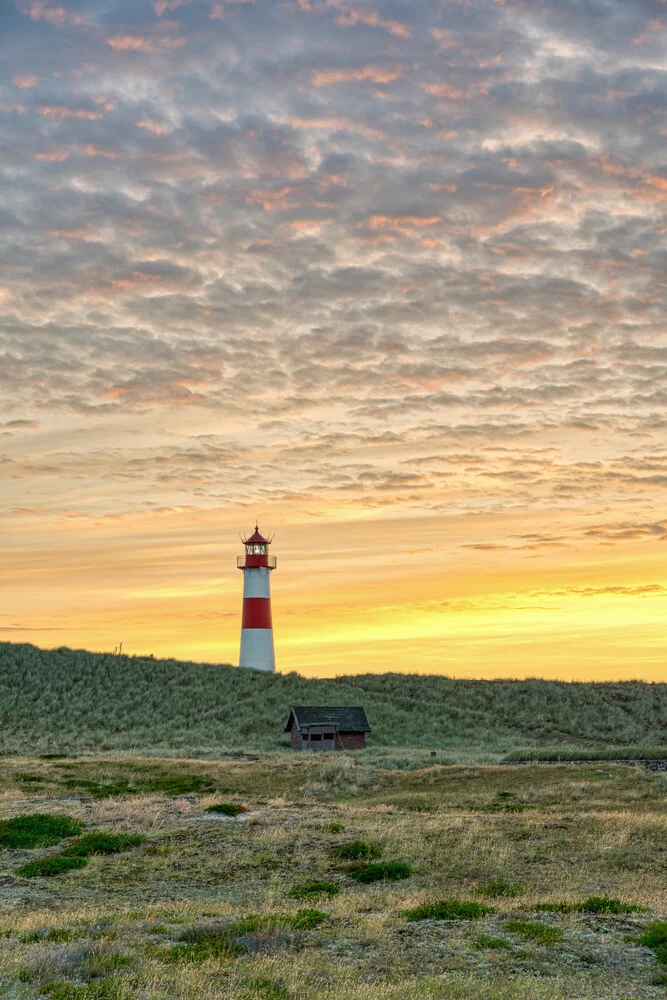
[1,0,666,679]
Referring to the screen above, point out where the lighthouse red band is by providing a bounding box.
[238,525,276,672]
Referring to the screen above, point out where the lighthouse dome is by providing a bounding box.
[243,525,270,546]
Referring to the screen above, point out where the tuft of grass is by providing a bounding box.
[20,928,76,943]
[333,840,383,861]
[62,832,146,857]
[206,803,248,816]
[239,979,289,1000]
[637,922,667,966]
[471,935,511,950]
[289,908,328,930]
[41,979,127,1000]
[350,861,412,884]
[534,902,573,913]
[404,899,493,921]
[505,920,564,945]
[16,829,144,876]
[575,896,645,915]
[475,879,524,898]
[326,821,345,833]
[0,813,84,849]
[168,909,327,962]
[16,855,88,877]
[288,880,339,900]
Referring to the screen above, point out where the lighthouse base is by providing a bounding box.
[239,628,275,672]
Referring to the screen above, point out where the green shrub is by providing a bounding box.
[240,979,289,1000]
[404,899,493,921]
[638,922,667,966]
[476,879,523,898]
[289,908,327,930]
[333,840,383,861]
[0,813,84,849]
[327,821,345,833]
[575,896,644,915]
[534,902,573,913]
[472,935,511,950]
[350,861,412,883]
[206,803,247,817]
[62,832,146,857]
[505,920,564,945]
[288,880,339,900]
[17,855,88,877]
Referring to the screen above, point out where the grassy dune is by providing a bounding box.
[1,642,666,760]
[0,755,665,999]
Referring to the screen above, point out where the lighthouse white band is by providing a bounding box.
[239,628,275,672]
[242,566,272,598]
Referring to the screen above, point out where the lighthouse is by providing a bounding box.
[237,525,276,672]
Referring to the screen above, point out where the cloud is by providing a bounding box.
[14,0,88,27]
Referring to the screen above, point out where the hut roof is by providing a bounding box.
[284,705,371,733]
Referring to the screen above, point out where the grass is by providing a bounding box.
[349,861,412,883]
[16,829,145,877]
[505,920,565,945]
[404,899,494,921]
[0,813,84,849]
[287,880,339,900]
[0,754,665,999]
[575,896,645,915]
[206,803,247,816]
[333,840,383,861]
[17,855,89,877]
[168,909,328,961]
[472,935,511,950]
[636,922,667,966]
[475,879,524,898]
[2,640,667,759]
[63,832,146,857]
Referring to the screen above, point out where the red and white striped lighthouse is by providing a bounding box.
[237,525,276,672]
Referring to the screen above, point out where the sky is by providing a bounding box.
[1,0,667,679]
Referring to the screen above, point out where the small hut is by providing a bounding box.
[284,705,371,751]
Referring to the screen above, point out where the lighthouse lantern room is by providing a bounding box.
[237,525,277,672]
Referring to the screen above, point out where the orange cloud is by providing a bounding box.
[14,0,88,26]
[37,105,104,120]
[107,34,186,52]
[422,82,476,101]
[83,144,120,159]
[312,65,406,87]
[12,73,39,89]
[367,214,441,229]
[136,120,172,135]
[333,6,410,38]
[35,148,71,161]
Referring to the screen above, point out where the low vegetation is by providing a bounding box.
[404,899,494,921]
[0,813,84,849]
[505,920,565,945]
[348,861,412,883]
[0,754,665,998]
[2,641,667,759]
[287,881,339,900]
[206,803,247,817]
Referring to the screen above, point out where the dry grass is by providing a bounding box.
[0,755,665,999]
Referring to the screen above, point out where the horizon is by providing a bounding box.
[2,0,666,681]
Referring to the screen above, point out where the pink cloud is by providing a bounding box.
[12,73,40,89]
[312,64,406,86]
[14,0,88,27]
